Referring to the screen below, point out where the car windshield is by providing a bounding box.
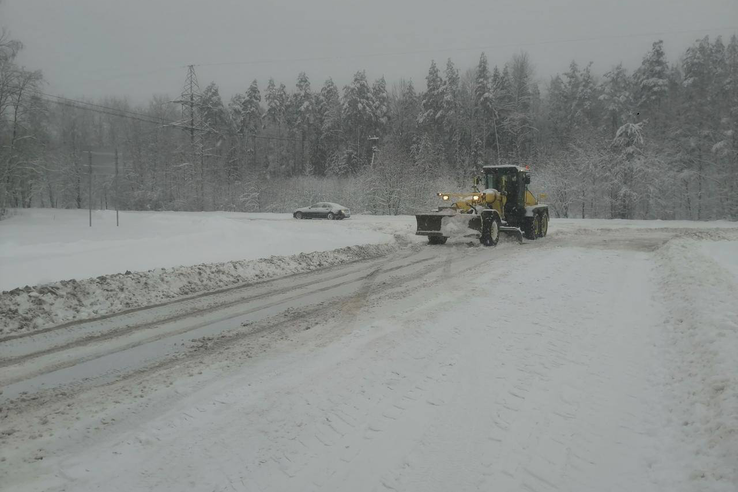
[2,2,735,491]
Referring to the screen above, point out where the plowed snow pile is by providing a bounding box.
[0,243,400,335]
[654,238,738,491]
[0,209,413,335]
[0,209,409,292]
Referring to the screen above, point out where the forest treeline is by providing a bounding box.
[1,32,737,219]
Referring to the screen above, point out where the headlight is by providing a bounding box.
[472,195,479,201]
[442,195,450,201]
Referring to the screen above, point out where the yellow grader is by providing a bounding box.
[415,165,549,246]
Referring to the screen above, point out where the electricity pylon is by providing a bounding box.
[171,65,207,209]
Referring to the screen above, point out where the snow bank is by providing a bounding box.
[0,242,400,336]
[551,218,738,232]
[654,238,738,491]
[0,209,404,292]
[701,241,738,281]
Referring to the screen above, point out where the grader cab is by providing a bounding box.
[415,165,549,246]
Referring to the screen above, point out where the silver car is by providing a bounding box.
[293,202,351,220]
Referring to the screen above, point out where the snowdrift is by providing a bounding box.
[0,242,400,336]
[653,235,738,490]
[0,209,404,291]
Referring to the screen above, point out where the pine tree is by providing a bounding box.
[419,60,444,133]
[611,121,645,219]
[313,77,341,176]
[294,72,314,174]
[295,72,313,130]
[474,53,495,157]
[509,53,533,113]
[475,53,492,111]
[577,63,599,125]
[441,59,461,166]
[241,80,262,135]
[495,65,514,158]
[342,70,376,168]
[442,59,460,126]
[319,78,341,142]
[200,82,228,135]
[599,64,634,137]
[265,78,284,128]
[562,61,582,138]
[372,76,389,135]
[722,35,738,217]
[546,74,567,146]
[634,40,669,124]
[240,80,262,173]
[393,79,420,151]
[680,36,717,219]
[503,54,536,160]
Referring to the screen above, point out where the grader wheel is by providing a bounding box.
[538,212,549,237]
[480,214,501,247]
[524,215,540,240]
[428,236,448,245]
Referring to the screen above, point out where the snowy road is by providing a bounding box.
[1,225,737,492]
[0,246,461,400]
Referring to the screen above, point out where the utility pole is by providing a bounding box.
[115,148,119,227]
[368,136,380,169]
[199,149,205,211]
[88,150,92,227]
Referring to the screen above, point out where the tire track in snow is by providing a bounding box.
[0,229,684,492]
[0,249,456,403]
[0,252,431,368]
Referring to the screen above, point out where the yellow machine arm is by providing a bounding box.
[437,191,506,218]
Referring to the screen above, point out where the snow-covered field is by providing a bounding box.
[1,210,737,492]
[0,209,411,291]
[0,210,411,334]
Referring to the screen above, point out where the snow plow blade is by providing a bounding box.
[415,212,523,243]
[415,213,447,237]
[415,212,480,237]
[500,226,523,243]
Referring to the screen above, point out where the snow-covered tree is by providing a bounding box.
[634,40,669,118]
[372,76,389,134]
[342,70,375,168]
[240,80,262,135]
[200,82,228,135]
[599,64,633,136]
[418,60,444,133]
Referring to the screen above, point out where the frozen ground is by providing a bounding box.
[0,212,737,492]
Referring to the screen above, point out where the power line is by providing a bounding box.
[29,89,173,123]
[36,94,297,141]
[38,97,169,126]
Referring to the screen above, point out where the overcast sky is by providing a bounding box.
[2,0,737,103]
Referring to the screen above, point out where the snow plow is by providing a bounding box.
[415,165,549,246]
